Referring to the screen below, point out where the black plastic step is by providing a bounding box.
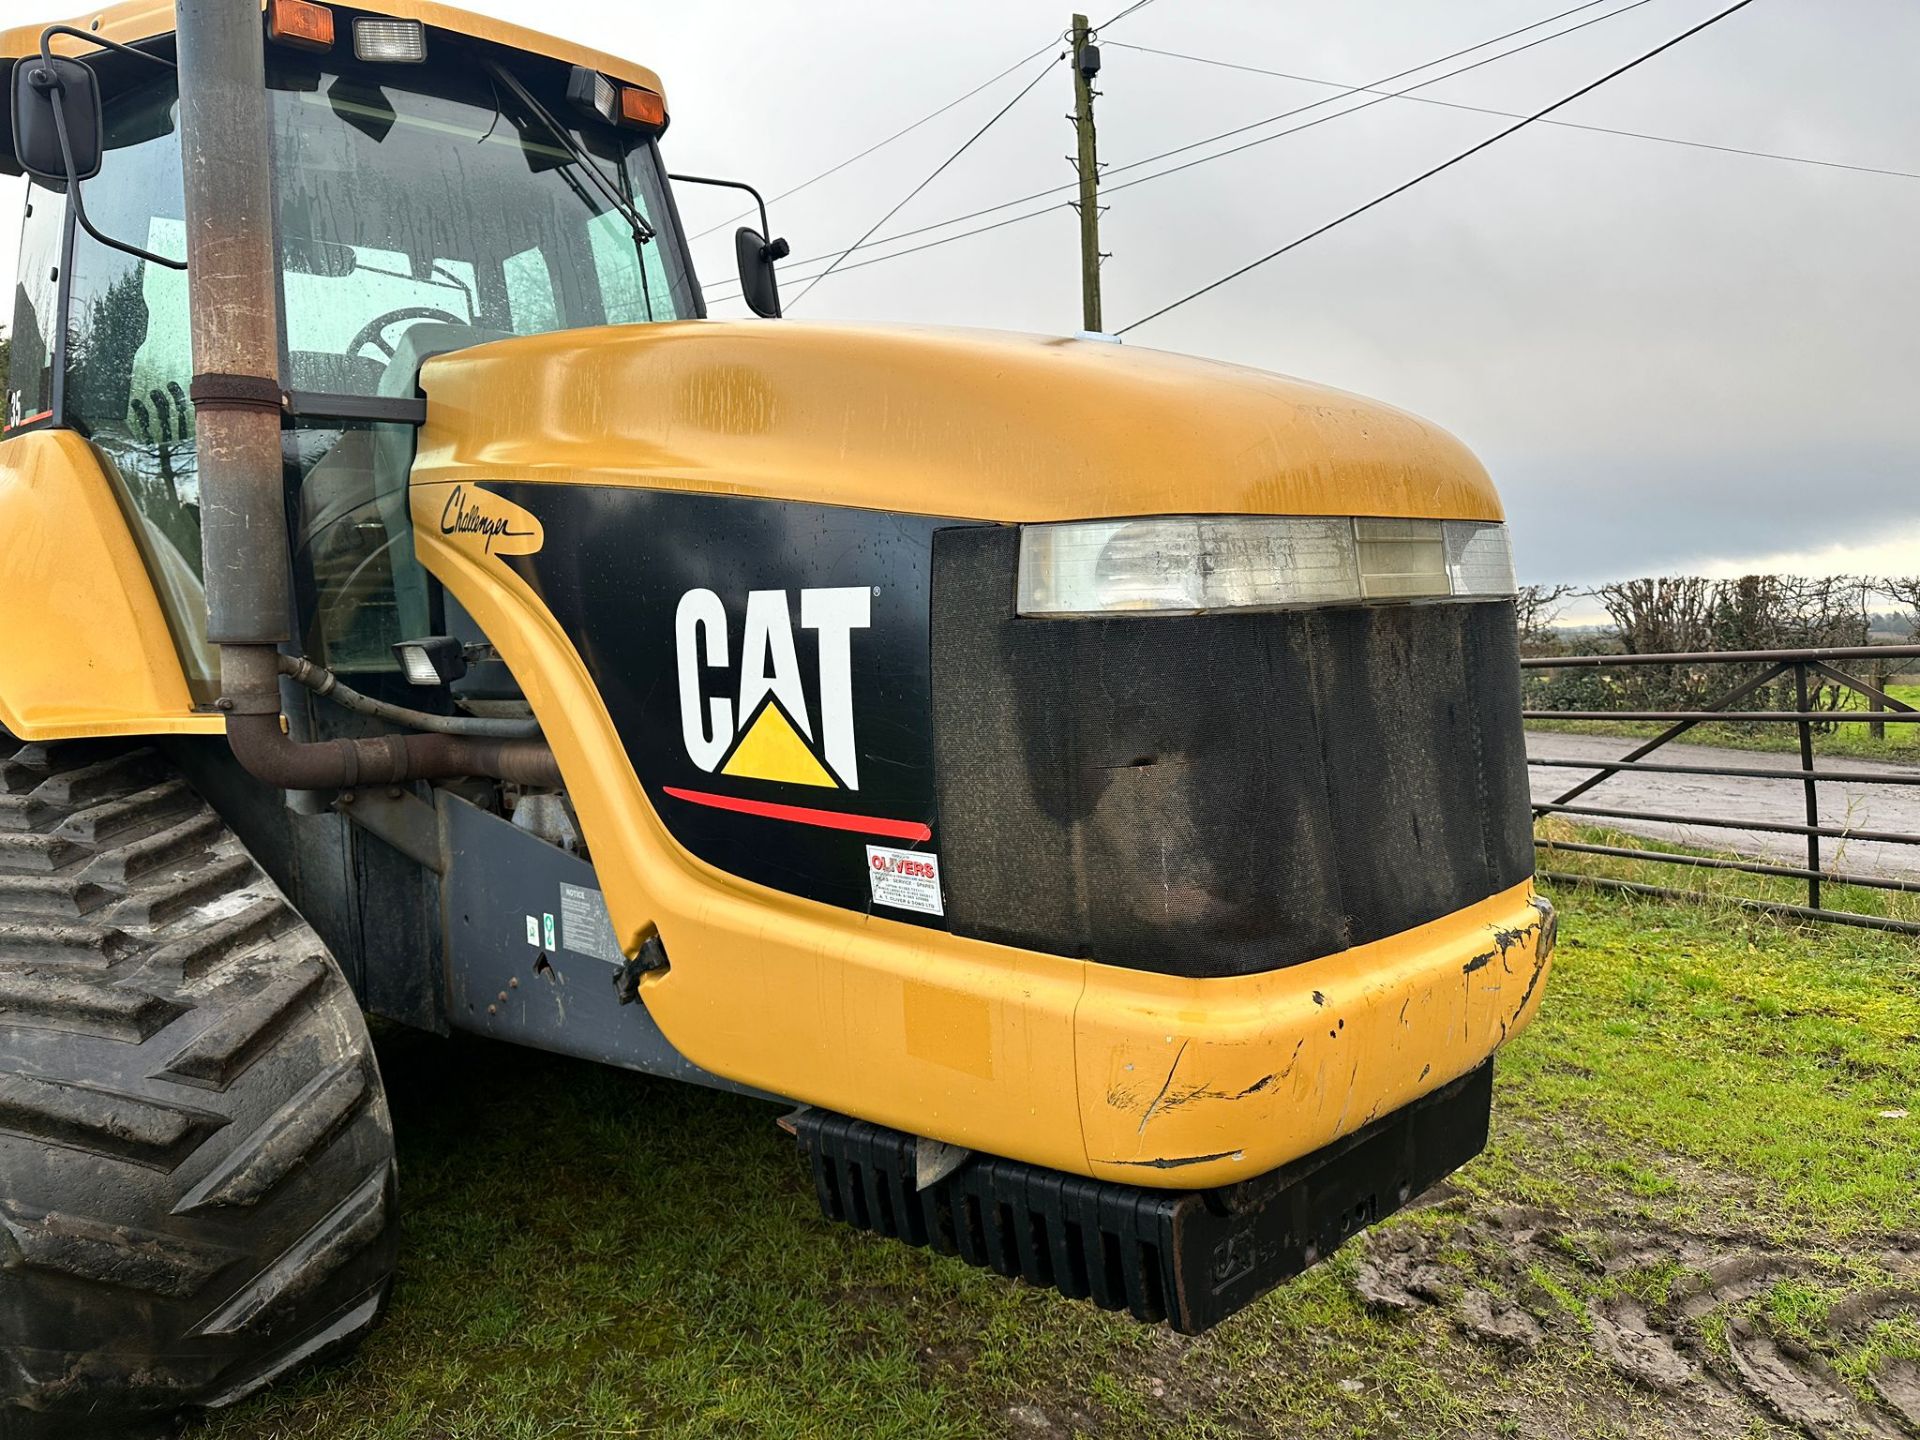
[794,1062,1492,1334]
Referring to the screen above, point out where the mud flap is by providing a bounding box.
[794,1062,1492,1333]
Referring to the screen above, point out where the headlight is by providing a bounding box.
[1015,516,1514,618]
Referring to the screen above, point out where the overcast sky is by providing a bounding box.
[5,0,1916,588]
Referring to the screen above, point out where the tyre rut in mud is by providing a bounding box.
[0,737,399,1439]
[1354,1193,1920,1438]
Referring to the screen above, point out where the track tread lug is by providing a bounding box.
[0,1069,224,1168]
[192,1163,391,1338]
[30,749,168,809]
[108,854,257,929]
[154,957,327,1089]
[0,970,184,1041]
[142,896,290,981]
[0,919,138,968]
[82,808,223,884]
[0,832,89,874]
[0,872,116,918]
[173,1058,370,1214]
[56,778,200,847]
[0,1200,233,1299]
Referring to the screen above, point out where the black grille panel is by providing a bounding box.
[794,1064,1493,1333]
[930,525,1531,977]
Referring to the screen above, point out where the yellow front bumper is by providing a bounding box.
[1074,882,1553,1185]
[637,873,1554,1193]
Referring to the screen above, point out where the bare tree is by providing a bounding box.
[1594,577,1716,655]
[1514,584,1576,656]
[1882,577,1920,639]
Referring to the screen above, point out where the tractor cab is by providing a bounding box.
[5,4,699,697]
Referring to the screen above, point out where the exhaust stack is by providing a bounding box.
[172,0,556,789]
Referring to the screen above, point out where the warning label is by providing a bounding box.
[865,845,944,916]
[559,883,623,964]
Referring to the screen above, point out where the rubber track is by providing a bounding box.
[0,739,399,1439]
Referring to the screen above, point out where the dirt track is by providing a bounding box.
[1526,732,1920,882]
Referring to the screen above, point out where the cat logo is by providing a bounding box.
[675,587,871,790]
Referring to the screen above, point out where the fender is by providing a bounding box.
[0,430,220,740]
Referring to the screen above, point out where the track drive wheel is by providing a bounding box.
[0,737,399,1438]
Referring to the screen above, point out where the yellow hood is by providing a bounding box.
[413,321,1501,524]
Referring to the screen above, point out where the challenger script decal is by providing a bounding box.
[437,484,545,556]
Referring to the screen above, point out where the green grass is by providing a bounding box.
[1474,888,1920,1232]
[195,888,1920,1439]
[1529,682,1920,763]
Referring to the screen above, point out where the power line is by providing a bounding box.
[713,0,1656,300]
[1111,41,1920,185]
[1096,0,1161,28]
[730,0,1632,280]
[1081,0,1630,193]
[1117,0,1763,335]
[685,39,1062,242]
[1096,0,1660,196]
[784,51,1064,310]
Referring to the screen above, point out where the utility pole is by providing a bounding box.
[1069,14,1103,332]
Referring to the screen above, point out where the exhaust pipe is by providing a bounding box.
[173,0,556,790]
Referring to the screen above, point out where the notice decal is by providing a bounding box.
[559,883,623,965]
[866,845,944,916]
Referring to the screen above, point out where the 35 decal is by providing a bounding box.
[675,587,871,790]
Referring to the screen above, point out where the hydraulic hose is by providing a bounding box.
[277,655,541,739]
[220,646,562,791]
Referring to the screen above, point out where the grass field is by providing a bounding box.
[1529,683,1920,764]
[195,886,1920,1440]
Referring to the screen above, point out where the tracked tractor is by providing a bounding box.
[0,2,1555,1434]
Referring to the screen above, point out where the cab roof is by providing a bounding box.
[1,0,664,97]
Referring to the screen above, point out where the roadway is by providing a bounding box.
[1525,731,1920,883]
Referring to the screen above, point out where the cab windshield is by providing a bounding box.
[268,50,696,398]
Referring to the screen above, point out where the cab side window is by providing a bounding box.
[4,182,62,436]
[59,73,214,699]
[63,73,197,560]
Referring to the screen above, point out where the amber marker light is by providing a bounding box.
[266,0,334,52]
[620,86,667,130]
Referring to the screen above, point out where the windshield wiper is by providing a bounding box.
[481,55,655,244]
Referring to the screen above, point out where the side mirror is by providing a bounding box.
[11,54,104,184]
[735,228,789,320]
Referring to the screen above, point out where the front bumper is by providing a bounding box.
[1075,884,1554,1185]
[797,1062,1495,1333]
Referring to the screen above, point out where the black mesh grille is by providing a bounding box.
[929,525,1532,978]
[794,1064,1493,1333]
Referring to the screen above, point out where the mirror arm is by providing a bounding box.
[35,67,188,271]
[669,173,788,318]
[30,25,186,271]
[668,173,773,245]
[38,24,178,71]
